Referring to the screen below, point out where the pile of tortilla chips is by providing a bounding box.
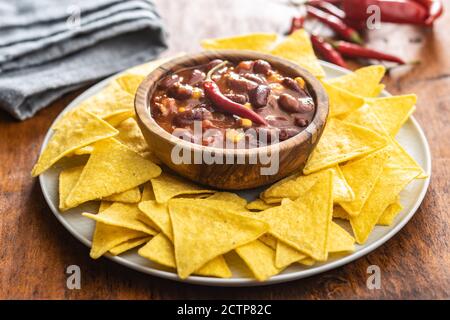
[32,30,426,282]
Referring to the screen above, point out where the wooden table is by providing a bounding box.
[0,0,448,299]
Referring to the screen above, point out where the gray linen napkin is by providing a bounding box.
[0,0,167,120]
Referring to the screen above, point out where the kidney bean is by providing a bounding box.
[206,59,224,71]
[226,73,258,92]
[278,93,300,113]
[172,107,212,127]
[167,83,192,100]
[224,93,248,104]
[242,73,267,85]
[293,114,309,127]
[297,98,315,113]
[187,69,206,86]
[250,85,271,108]
[253,59,272,75]
[159,74,180,89]
[282,77,302,92]
[279,127,302,141]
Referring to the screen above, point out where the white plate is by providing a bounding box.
[39,61,431,287]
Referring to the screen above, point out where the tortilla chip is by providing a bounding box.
[207,192,247,209]
[342,104,388,136]
[303,118,387,174]
[109,236,151,256]
[259,234,278,249]
[98,201,112,213]
[235,240,282,281]
[141,182,156,201]
[114,74,145,96]
[90,222,147,259]
[59,166,84,211]
[104,110,135,127]
[115,117,150,156]
[350,167,420,244]
[82,202,157,235]
[377,201,403,226]
[385,138,427,178]
[333,205,350,220]
[151,172,214,203]
[339,148,390,216]
[169,198,268,279]
[246,199,276,211]
[327,65,386,97]
[366,95,417,136]
[322,82,365,117]
[139,201,173,239]
[138,233,232,278]
[32,110,118,176]
[270,29,325,78]
[201,33,277,52]
[262,166,354,203]
[103,187,141,203]
[275,240,308,269]
[73,145,94,156]
[251,171,333,261]
[65,138,160,208]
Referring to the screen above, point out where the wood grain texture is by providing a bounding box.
[0,0,448,299]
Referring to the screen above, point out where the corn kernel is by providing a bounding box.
[226,129,245,143]
[192,88,203,99]
[268,72,283,82]
[244,102,253,110]
[295,77,305,89]
[178,107,186,113]
[239,118,252,128]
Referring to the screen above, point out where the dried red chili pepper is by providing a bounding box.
[203,61,268,126]
[311,35,347,68]
[306,5,363,44]
[332,41,406,64]
[342,0,429,25]
[288,16,305,35]
[413,0,444,25]
[308,0,346,20]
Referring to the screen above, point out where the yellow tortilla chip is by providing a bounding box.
[339,148,390,216]
[333,205,350,220]
[169,198,268,279]
[270,29,325,78]
[103,187,141,203]
[139,200,173,239]
[366,95,417,137]
[342,104,388,136]
[114,74,145,96]
[327,65,386,97]
[90,222,147,259]
[59,166,84,211]
[104,109,135,127]
[98,201,112,213]
[109,236,151,256]
[235,240,282,281]
[246,199,276,211]
[322,82,365,117]
[115,117,151,156]
[251,171,333,261]
[385,138,427,178]
[65,138,160,208]
[275,240,308,269]
[32,109,118,176]
[151,172,214,203]
[73,145,94,156]
[141,182,155,201]
[259,234,278,249]
[303,118,387,174]
[201,33,277,52]
[262,167,354,203]
[350,167,420,244]
[377,201,403,226]
[138,233,232,278]
[83,202,157,235]
[207,192,247,209]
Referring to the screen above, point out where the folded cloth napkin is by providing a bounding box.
[0,0,167,120]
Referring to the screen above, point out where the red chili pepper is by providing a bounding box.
[311,35,347,68]
[342,0,429,25]
[306,5,363,44]
[414,0,444,25]
[308,0,346,20]
[203,61,268,126]
[288,16,305,35]
[332,41,406,64]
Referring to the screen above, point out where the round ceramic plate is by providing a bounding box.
[39,61,431,287]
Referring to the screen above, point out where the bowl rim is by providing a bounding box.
[135,50,329,156]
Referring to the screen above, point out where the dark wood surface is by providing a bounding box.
[0,0,448,299]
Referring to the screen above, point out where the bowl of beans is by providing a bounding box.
[135,50,329,189]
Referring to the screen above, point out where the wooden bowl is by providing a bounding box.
[135,50,329,190]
